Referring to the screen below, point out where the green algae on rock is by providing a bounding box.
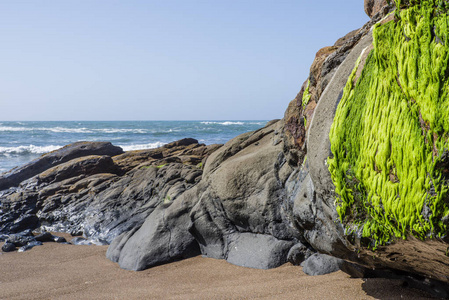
[328,0,449,248]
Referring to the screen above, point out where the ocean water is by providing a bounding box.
[0,120,268,173]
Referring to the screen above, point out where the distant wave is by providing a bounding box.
[200,121,265,126]
[0,126,92,133]
[96,128,148,134]
[46,127,93,133]
[0,145,62,156]
[0,126,33,132]
[120,142,166,151]
[0,126,149,134]
[200,121,245,126]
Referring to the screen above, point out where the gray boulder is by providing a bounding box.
[108,188,200,271]
[226,233,294,269]
[301,253,343,276]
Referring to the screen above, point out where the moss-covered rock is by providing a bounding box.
[329,0,449,248]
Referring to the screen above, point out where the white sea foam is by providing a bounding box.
[0,126,151,134]
[96,128,148,134]
[200,121,244,126]
[0,126,92,133]
[0,145,62,155]
[120,142,166,151]
[48,127,93,133]
[0,126,32,132]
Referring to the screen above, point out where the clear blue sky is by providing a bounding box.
[0,1,369,121]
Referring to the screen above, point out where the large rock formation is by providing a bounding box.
[0,139,220,244]
[2,0,449,297]
[107,120,303,270]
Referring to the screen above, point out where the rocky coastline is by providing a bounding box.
[2,0,449,298]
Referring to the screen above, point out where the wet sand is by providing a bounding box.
[0,235,435,299]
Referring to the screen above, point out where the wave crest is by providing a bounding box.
[0,145,62,156]
[120,142,166,151]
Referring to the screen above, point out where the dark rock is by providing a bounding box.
[0,139,218,247]
[53,236,66,243]
[35,232,54,242]
[301,253,343,276]
[9,214,39,233]
[37,155,120,184]
[17,229,34,236]
[2,242,16,252]
[164,138,198,149]
[6,234,35,247]
[0,141,124,190]
[287,242,314,265]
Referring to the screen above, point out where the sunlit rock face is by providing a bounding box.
[301,0,449,289]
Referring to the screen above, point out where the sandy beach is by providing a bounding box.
[0,234,434,300]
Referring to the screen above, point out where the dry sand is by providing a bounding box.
[0,234,435,299]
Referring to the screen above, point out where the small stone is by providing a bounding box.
[301,253,343,276]
[53,236,67,243]
[2,242,16,252]
[35,232,54,242]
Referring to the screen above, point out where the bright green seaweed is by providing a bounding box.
[302,80,311,109]
[328,0,449,248]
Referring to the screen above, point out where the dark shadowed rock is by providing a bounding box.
[9,214,39,234]
[287,242,314,266]
[53,236,66,243]
[2,242,16,252]
[35,232,54,242]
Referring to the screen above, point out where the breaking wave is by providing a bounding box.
[120,142,166,151]
[0,145,62,156]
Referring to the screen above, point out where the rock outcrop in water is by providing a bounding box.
[2,0,449,297]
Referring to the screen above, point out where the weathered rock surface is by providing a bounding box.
[108,120,302,270]
[0,141,124,191]
[364,0,388,18]
[0,139,219,245]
